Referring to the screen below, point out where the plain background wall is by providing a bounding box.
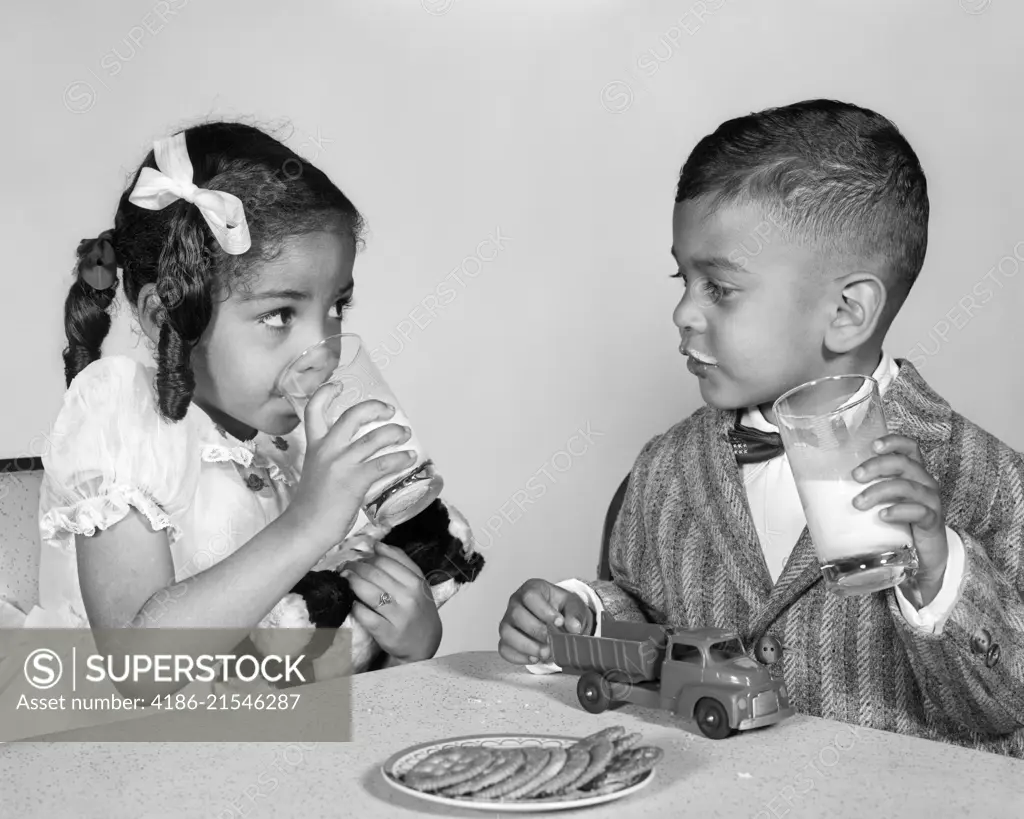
[2,0,1022,657]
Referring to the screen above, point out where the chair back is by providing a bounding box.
[0,461,43,616]
[597,473,630,581]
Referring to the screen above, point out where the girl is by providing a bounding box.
[26,122,464,691]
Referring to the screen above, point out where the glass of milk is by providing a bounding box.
[276,333,444,528]
[773,374,918,597]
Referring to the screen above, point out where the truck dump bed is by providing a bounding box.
[549,615,668,682]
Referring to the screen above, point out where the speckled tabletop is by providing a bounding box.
[1,650,1022,818]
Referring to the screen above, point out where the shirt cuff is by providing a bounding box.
[894,526,966,634]
[524,579,602,675]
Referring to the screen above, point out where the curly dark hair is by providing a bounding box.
[63,121,365,421]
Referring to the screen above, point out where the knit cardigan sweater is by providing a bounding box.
[584,360,1024,757]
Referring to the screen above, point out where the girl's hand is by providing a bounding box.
[286,391,415,553]
[312,522,393,573]
[341,543,442,663]
[852,434,949,607]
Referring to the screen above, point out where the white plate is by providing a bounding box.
[380,733,656,813]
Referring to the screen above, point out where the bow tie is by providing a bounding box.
[728,421,786,465]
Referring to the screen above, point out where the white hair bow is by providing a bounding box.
[128,132,251,255]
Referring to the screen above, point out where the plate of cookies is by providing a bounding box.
[381,725,661,812]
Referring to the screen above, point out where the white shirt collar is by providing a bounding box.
[741,351,899,433]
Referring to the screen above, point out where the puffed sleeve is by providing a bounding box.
[38,355,202,550]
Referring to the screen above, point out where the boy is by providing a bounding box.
[498,100,1024,756]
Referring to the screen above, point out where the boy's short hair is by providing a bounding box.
[676,99,929,311]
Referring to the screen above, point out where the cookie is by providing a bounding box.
[585,745,663,790]
[403,746,494,792]
[534,745,591,797]
[442,748,525,796]
[474,748,551,800]
[503,747,568,800]
[571,738,617,791]
[438,753,507,796]
[613,732,642,754]
[572,725,626,751]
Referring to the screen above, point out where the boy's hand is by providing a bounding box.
[852,434,949,606]
[498,579,595,665]
[342,543,442,663]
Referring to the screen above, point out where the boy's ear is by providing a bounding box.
[823,272,887,354]
[136,283,166,345]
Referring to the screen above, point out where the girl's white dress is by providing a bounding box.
[26,354,312,632]
[0,355,469,739]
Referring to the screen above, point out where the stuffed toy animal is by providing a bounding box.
[250,497,484,679]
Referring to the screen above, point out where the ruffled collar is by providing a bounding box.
[188,406,301,487]
[132,358,304,489]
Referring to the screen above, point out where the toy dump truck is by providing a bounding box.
[549,613,794,739]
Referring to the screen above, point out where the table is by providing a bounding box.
[2,651,1022,818]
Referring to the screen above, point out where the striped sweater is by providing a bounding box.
[584,359,1024,757]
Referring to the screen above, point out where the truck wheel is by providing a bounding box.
[577,672,612,714]
[694,698,733,740]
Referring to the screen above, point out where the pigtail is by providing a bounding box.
[62,232,120,387]
[153,207,214,421]
[156,322,194,421]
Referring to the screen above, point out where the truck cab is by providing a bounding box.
[659,628,794,739]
